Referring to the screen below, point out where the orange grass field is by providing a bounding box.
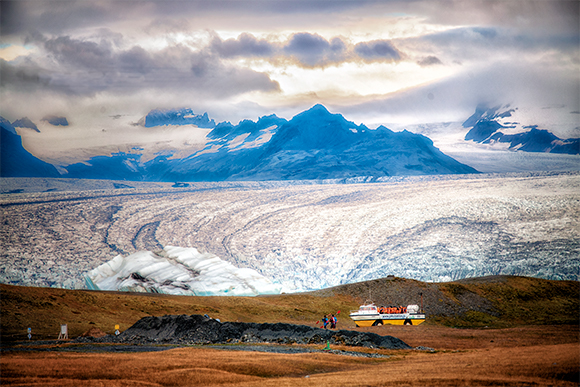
[1,280,578,386]
[2,324,578,386]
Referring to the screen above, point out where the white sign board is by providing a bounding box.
[58,324,68,340]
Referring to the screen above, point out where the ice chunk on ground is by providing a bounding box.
[85,246,281,296]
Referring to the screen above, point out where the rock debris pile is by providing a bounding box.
[85,314,411,349]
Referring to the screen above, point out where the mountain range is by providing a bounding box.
[0,105,478,180]
[463,104,579,154]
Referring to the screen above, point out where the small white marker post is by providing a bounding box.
[58,324,68,340]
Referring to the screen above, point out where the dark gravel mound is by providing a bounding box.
[86,314,411,349]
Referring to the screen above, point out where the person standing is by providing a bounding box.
[330,314,337,329]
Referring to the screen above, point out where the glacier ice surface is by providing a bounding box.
[85,246,281,296]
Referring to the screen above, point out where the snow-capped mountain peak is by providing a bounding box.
[463,104,579,154]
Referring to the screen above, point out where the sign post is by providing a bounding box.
[58,324,68,340]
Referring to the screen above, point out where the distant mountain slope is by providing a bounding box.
[65,152,144,181]
[42,115,69,126]
[62,104,478,181]
[12,117,40,132]
[463,104,580,154]
[486,128,580,154]
[236,104,477,180]
[143,108,216,128]
[0,117,60,178]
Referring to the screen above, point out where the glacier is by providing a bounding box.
[1,173,578,293]
[85,246,281,296]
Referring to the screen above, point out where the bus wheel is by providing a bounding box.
[404,319,412,325]
[373,320,383,326]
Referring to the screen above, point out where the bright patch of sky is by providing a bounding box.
[247,60,459,107]
[0,43,35,61]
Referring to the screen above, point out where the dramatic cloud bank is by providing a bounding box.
[1,0,578,128]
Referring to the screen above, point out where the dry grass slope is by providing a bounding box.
[1,275,578,341]
[311,275,579,327]
[1,275,579,387]
[0,284,358,341]
[2,342,578,386]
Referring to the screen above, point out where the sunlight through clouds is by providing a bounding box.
[0,0,577,127]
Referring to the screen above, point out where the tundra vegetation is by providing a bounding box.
[1,275,578,386]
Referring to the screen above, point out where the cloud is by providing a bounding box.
[3,0,384,42]
[416,0,579,37]
[354,39,401,61]
[2,1,120,37]
[0,59,55,91]
[417,55,442,67]
[283,32,343,67]
[5,33,281,99]
[405,27,502,60]
[207,31,405,68]
[0,0,20,37]
[284,33,329,54]
[471,27,497,39]
[281,33,404,67]
[44,36,113,71]
[1,0,577,133]
[211,33,274,58]
[401,24,579,65]
[341,59,580,126]
[208,32,403,68]
[117,46,154,74]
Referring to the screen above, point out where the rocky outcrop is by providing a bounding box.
[93,314,411,349]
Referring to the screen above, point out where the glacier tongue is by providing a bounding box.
[85,246,281,296]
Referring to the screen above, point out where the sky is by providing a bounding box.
[1,0,579,129]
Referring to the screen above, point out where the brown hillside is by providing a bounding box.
[1,275,578,342]
[313,275,580,327]
[0,284,358,342]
